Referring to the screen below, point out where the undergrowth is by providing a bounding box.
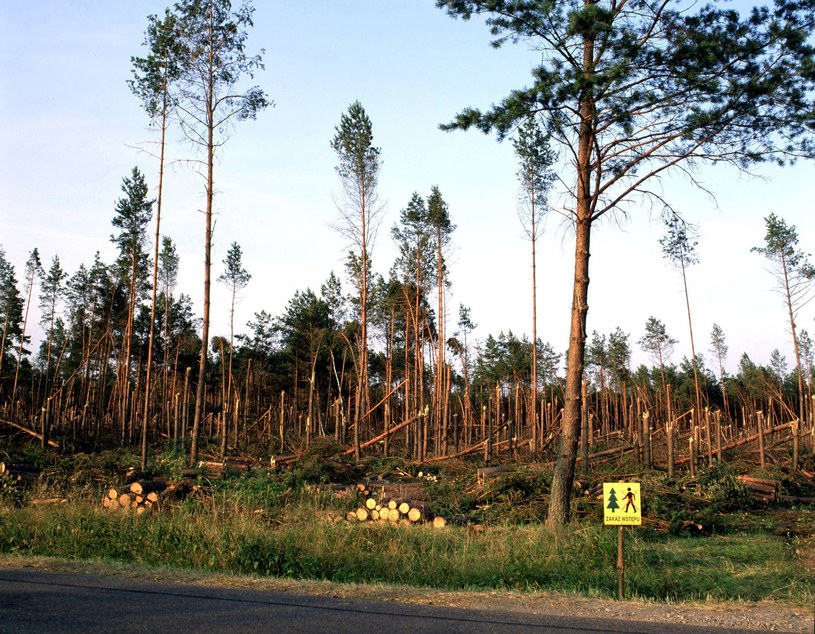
[1,446,814,605]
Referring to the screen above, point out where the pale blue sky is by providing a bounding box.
[1,1,813,374]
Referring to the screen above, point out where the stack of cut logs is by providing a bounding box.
[736,475,778,503]
[101,479,196,515]
[346,483,446,528]
[0,461,39,499]
[736,475,815,505]
[575,480,603,499]
[0,461,40,485]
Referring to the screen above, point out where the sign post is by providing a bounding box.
[603,482,641,599]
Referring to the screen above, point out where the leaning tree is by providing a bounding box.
[752,213,815,426]
[437,0,815,524]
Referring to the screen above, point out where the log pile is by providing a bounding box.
[736,476,778,504]
[345,493,447,528]
[352,480,428,501]
[736,476,815,505]
[343,482,445,527]
[101,479,198,514]
[0,461,39,497]
[0,461,40,483]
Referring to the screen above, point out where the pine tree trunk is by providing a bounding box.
[141,93,168,472]
[547,29,594,521]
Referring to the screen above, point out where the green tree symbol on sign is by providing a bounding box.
[607,488,620,513]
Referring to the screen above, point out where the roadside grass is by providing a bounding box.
[0,482,812,605]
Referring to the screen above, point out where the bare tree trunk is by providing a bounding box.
[680,256,703,428]
[435,222,446,456]
[530,209,539,455]
[781,252,806,424]
[548,214,591,525]
[547,26,594,522]
[189,102,214,467]
[140,92,169,472]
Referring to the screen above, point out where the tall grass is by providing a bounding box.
[1,498,811,604]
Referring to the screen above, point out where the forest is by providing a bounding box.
[1,0,815,530]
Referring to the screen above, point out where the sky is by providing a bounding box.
[0,0,813,376]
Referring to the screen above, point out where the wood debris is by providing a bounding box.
[100,479,199,515]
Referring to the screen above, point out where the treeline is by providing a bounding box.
[0,217,812,463]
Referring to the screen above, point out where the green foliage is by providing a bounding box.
[331,101,380,191]
[1,447,813,604]
[0,246,24,366]
[148,444,189,481]
[423,470,477,519]
[695,462,753,513]
[296,438,365,485]
[218,242,251,295]
[660,211,699,268]
[129,8,185,120]
[641,465,753,535]
[638,317,677,367]
[472,470,551,524]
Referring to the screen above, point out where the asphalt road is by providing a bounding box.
[0,568,779,634]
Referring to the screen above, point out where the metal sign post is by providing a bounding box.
[603,482,642,600]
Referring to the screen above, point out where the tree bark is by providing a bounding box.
[189,18,216,467]
[547,215,591,525]
[547,17,595,525]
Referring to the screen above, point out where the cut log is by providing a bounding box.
[387,508,400,522]
[742,482,776,496]
[355,507,369,522]
[118,493,132,508]
[736,476,778,488]
[477,465,514,484]
[107,488,119,500]
[129,480,168,495]
[223,457,252,472]
[407,507,423,523]
[365,498,377,510]
[432,515,447,529]
[777,494,815,504]
[0,461,39,475]
[398,502,410,515]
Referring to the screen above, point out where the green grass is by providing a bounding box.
[1,495,812,604]
[1,450,813,606]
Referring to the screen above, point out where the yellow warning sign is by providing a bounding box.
[603,482,641,525]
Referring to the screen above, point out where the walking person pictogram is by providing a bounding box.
[623,487,637,513]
